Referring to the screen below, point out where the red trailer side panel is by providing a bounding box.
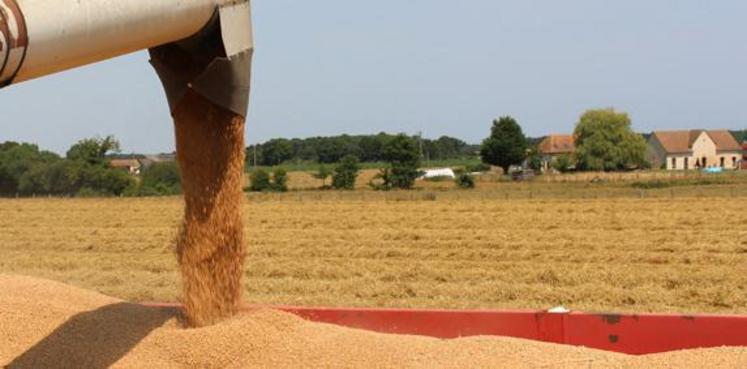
[144,304,747,355]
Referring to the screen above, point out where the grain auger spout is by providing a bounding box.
[0,0,253,118]
[2,0,254,327]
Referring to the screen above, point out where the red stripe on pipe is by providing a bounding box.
[143,303,747,355]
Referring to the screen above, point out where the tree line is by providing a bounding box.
[3,114,742,197]
[247,134,434,192]
[0,137,181,197]
[245,133,477,167]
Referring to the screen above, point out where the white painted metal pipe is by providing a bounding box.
[0,0,242,86]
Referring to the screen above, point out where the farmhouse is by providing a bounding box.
[110,158,141,175]
[647,130,742,170]
[537,134,575,171]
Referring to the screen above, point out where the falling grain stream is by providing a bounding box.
[173,91,247,327]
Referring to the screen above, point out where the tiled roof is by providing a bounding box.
[707,130,742,152]
[538,135,575,155]
[652,131,693,153]
[110,159,141,168]
[651,130,741,153]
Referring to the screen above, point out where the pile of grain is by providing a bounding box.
[172,91,247,327]
[1,275,745,369]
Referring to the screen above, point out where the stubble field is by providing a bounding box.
[1,185,746,314]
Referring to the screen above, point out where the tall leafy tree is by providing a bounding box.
[480,116,527,174]
[272,168,288,192]
[65,136,133,196]
[573,108,648,171]
[332,155,360,190]
[248,169,272,192]
[381,134,421,189]
[66,135,120,165]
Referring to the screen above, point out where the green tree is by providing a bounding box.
[573,109,648,171]
[77,165,133,196]
[66,136,120,165]
[454,173,476,189]
[359,135,385,162]
[18,164,51,195]
[245,132,472,167]
[551,154,574,173]
[260,139,293,166]
[65,136,133,196]
[332,155,360,190]
[316,137,347,163]
[0,142,59,194]
[480,116,527,174]
[249,168,272,192]
[44,160,80,195]
[248,168,288,192]
[272,168,288,192]
[140,161,181,195]
[426,136,468,161]
[312,165,332,188]
[382,134,421,190]
[730,130,747,144]
[1,137,138,197]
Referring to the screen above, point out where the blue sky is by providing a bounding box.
[2,0,746,154]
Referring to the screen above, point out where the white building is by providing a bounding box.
[420,168,456,179]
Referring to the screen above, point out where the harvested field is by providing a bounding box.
[1,190,746,314]
[2,275,746,369]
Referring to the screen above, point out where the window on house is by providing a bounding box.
[684,157,689,170]
[733,157,737,167]
[703,157,707,167]
[671,157,676,169]
[720,157,725,168]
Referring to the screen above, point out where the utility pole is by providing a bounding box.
[417,131,428,168]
